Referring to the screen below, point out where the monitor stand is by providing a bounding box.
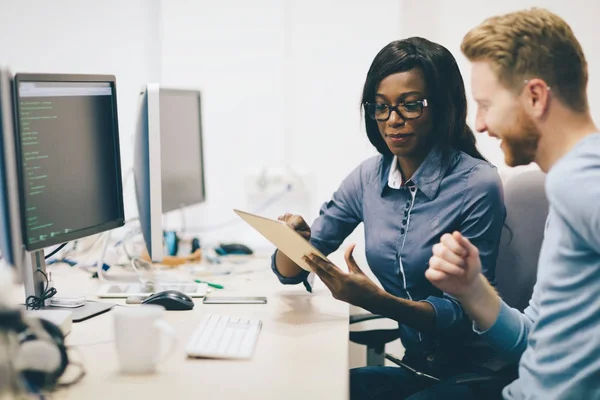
[23,249,115,322]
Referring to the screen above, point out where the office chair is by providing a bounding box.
[349,313,399,366]
[349,169,548,370]
[443,169,548,394]
[493,169,548,312]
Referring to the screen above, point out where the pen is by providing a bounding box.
[195,279,224,289]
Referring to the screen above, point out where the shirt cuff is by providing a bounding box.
[421,295,463,330]
[270,250,312,292]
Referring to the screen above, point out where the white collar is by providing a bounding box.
[388,156,403,189]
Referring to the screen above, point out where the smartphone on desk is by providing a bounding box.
[203,296,267,304]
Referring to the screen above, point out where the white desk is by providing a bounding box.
[47,256,349,400]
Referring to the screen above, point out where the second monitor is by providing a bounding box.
[134,84,206,262]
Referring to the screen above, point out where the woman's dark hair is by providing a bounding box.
[361,37,485,160]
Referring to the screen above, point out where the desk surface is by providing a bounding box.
[47,255,349,400]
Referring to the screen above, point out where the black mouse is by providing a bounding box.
[216,243,253,255]
[142,290,194,311]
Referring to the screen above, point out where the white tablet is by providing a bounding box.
[234,209,328,272]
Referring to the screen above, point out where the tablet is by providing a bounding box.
[233,209,328,272]
[203,296,267,304]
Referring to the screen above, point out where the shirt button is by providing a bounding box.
[427,354,435,362]
[406,202,410,207]
[402,219,407,225]
[404,211,408,217]
[410,187,416,192]
[400,228,405,235]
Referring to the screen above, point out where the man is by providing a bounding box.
[426,7,600,399]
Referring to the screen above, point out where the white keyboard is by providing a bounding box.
[185,314,262,359]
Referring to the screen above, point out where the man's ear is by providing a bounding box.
[524,78,551,118]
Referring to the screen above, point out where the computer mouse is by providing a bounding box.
[215,243,254,255]
[142,290,195,311]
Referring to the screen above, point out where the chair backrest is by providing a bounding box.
[495,169,548,312]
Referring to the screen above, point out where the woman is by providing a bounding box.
[272,37,505,399]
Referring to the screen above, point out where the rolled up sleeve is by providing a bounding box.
[270,163,364,291]
[270,250,312,291]
[422,294,465,330]
[475,299,536,362]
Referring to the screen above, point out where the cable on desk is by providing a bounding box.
[46,258,77,267]
[94,231,114,281]
[120,229,141,261]
[25,270,57,310]
[180,207,187,233]
[55,360,86,388]
[44,243,69,260]
[66,339,114,347]
[57,343,87,388]
[46,241,81,266]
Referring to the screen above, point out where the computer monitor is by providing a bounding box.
[13,73,125,320]
[159,87,206,214]
[133,83,164,262]
[0,69,24,277]
[133,84,206,262]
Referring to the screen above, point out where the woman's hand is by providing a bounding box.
[302,244,385,310]
[278,213,311,240]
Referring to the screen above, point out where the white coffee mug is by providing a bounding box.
[113,304,177,374]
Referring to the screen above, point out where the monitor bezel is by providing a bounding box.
[12,73,125,251]
[0,68,25,274]
[133,83,164,262]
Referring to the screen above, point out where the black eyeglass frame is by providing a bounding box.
[364,99,429,122]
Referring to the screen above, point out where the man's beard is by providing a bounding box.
[501,111,540,167]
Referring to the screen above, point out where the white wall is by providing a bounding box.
[159,0,400,247]
[159,0,287,246]
[2,0,599,244]
[0,0,161,219]
[162,0,600,248]
[407,0,600,175]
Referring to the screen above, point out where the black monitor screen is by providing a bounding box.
[14,75,124,251]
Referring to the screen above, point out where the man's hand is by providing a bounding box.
[426,231,483,301]
[426,231,501,330]
[302,244,385,310]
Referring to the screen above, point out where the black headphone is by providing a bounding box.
[15,315,69,391]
